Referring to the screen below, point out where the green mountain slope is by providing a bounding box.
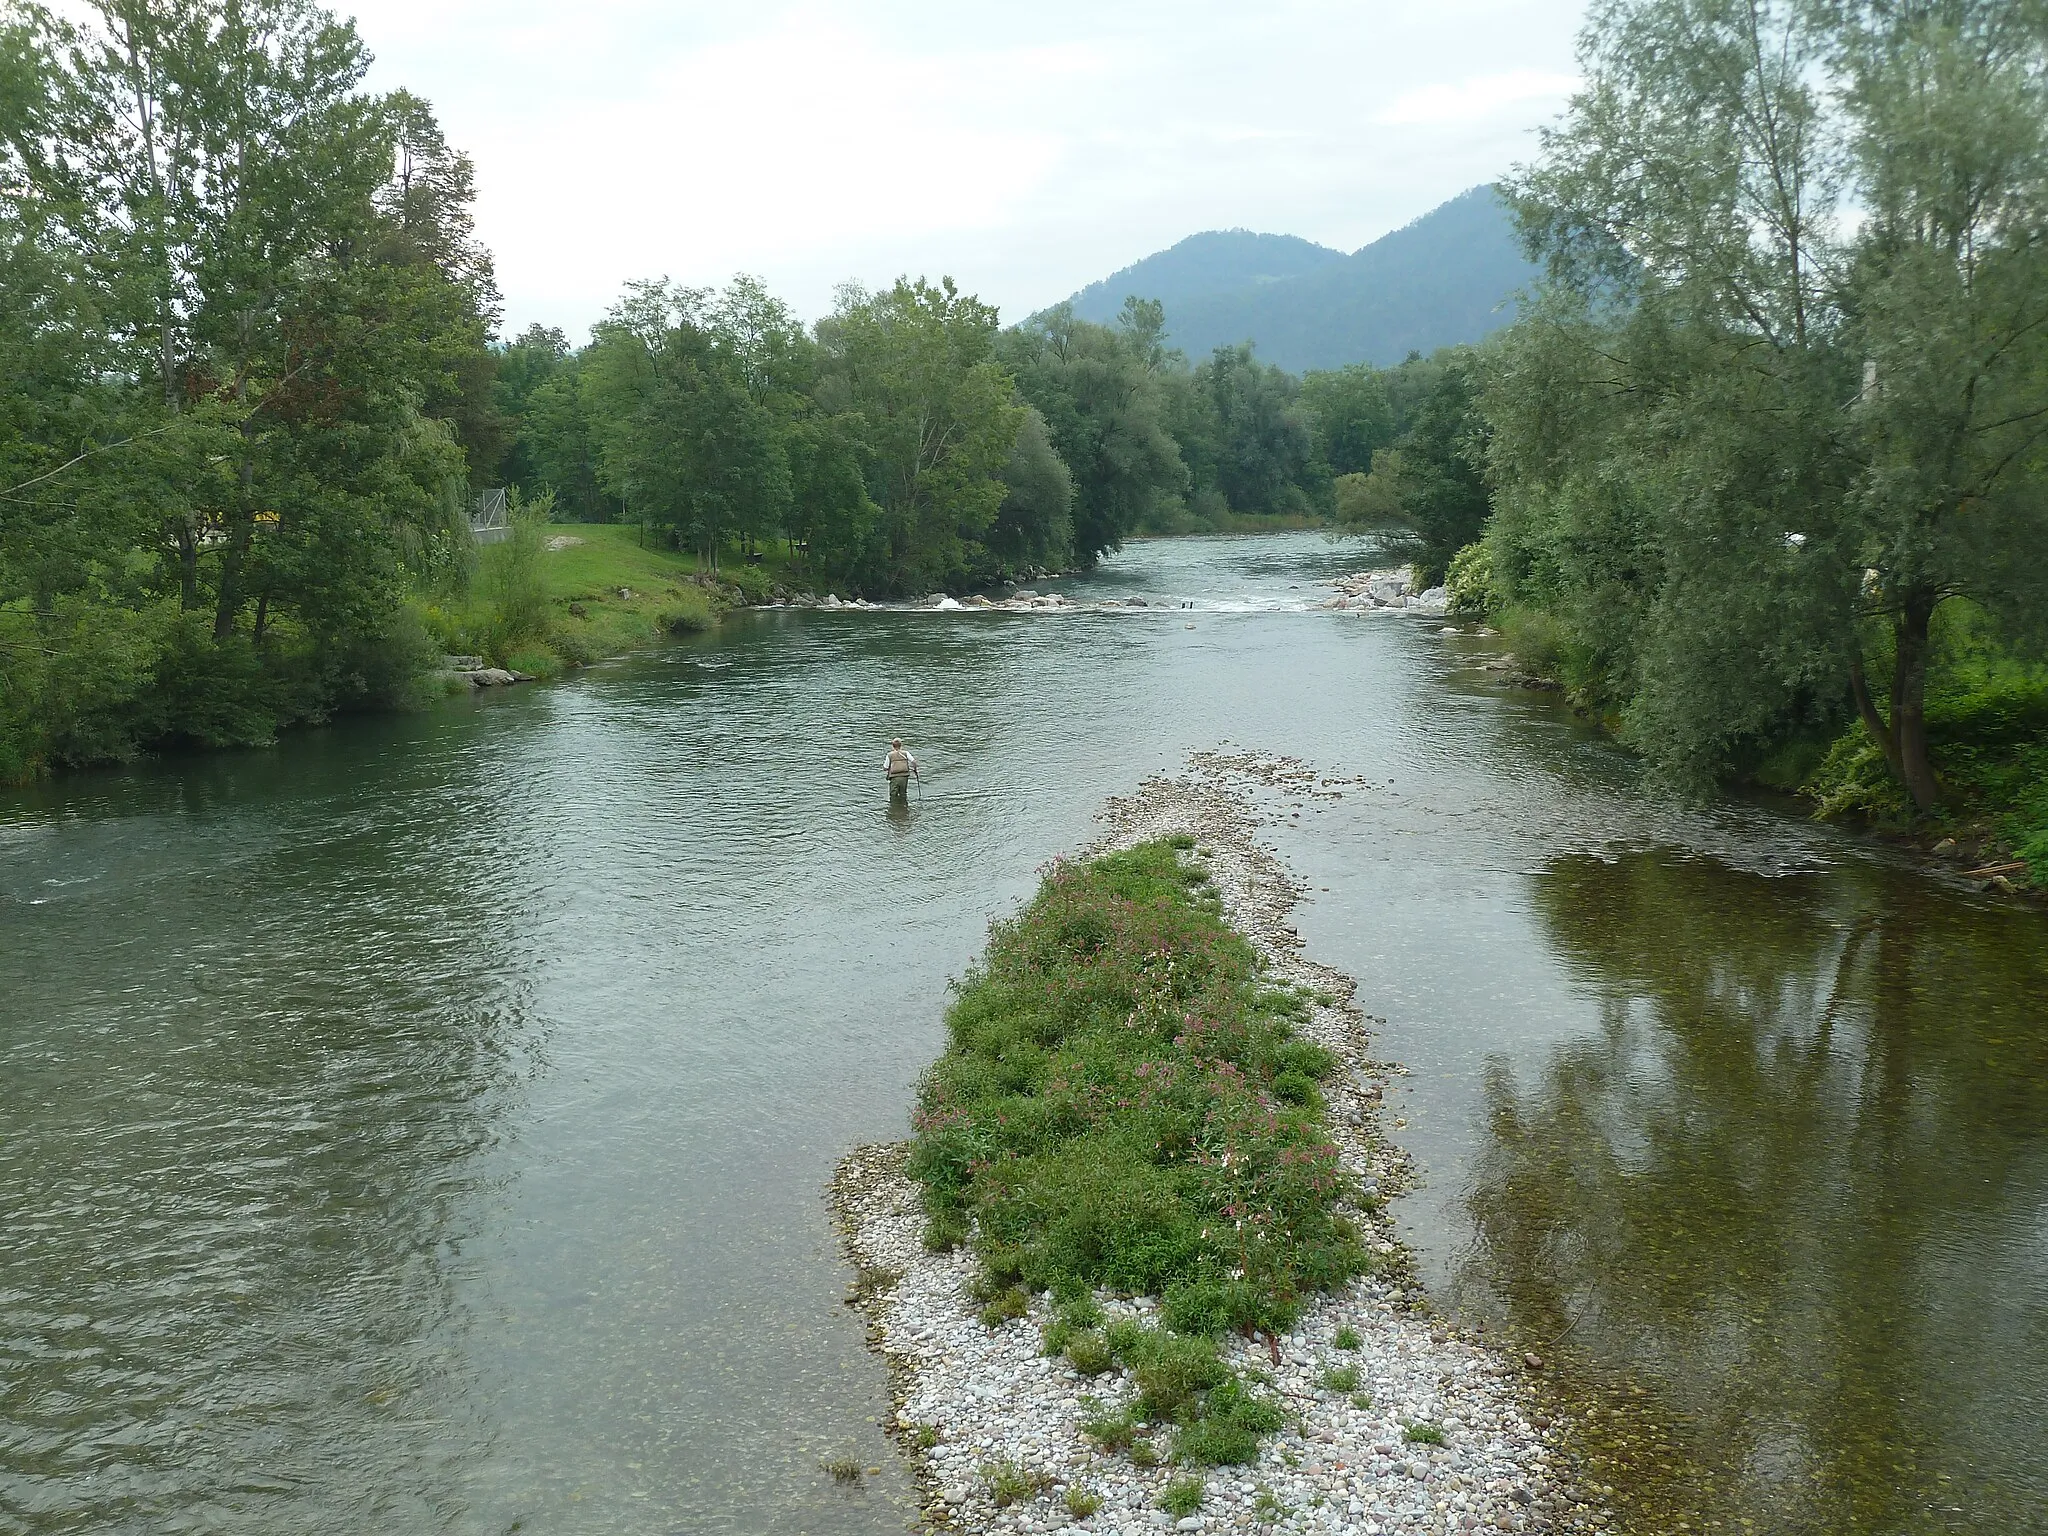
[1061,186,1534,371]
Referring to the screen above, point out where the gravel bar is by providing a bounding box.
[832,752,1607,1536]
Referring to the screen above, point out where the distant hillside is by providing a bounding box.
[1059,186,1536,373]
[1065,231,1347,324]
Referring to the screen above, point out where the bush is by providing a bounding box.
[983,1459,1047,1508]
[1160,1476,1205,1517]
[1064,1330,1115,1376]
[1445,540,1500,617]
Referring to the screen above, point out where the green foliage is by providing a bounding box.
[980,1286,1031,1328]
[1444,542,1500,619]
[907,841,1356,1469]
[1300,364,1395,478]
[983,1459,1049,1508]
[1160,1476,1206,1517]
[1490,0,2048,811]
[998,300,1187,565]
[1063,1329,1115,1376]
[817,277,1026,592]
[1078,1396,1140,1452]
[0,0,497,778]
[907,842,1365,1328]
[1066,1487,1103,1519]
[1402,1420,1444,1445]
[1332,1325,1362,1351]
[1169,344,1324,521]
[1318,1365,1359,1393]
[1336,352,1491,585]
[820,1455,862,1483]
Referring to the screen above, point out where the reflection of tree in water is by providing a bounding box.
[1454,851,2048,1534]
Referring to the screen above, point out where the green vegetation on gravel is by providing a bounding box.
[907,838,1372,1465]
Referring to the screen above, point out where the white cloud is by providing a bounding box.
[1376,71,1582,127]
[335,0,1590,336]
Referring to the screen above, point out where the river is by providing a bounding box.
[2,532,2042,1536]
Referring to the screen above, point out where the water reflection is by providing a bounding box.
[1454,851,2048,1533]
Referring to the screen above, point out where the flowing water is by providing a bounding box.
[2,534,2042,1536]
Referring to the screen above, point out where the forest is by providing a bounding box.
[1,0,2043,880]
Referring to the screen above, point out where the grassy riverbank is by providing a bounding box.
[906,838,1372,1467]
[421,523,825,680]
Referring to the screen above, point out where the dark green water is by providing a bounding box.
[2,534,2042,1535]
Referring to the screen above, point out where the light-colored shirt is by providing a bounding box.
[884,749,917,776]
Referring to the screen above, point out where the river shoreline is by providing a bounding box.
[831,754,1603,1536]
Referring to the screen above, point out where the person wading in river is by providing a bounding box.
[883,739,920,808]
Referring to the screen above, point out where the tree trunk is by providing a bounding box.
[1890,590,1939,812]
[1848,650,1901,779]
[1849,591,1941,813]
[177,522,200,609]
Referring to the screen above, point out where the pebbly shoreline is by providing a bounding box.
[831,752,1609,1536]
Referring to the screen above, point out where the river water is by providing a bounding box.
[2,533,2042,1536]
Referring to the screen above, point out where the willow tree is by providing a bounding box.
[1489,0,2048,805]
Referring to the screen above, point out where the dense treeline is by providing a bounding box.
[1429,0,2048,870]
[490,288,1356,590]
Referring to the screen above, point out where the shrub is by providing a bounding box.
[1445,540,1500,617]
[1403,1420,1445,1445]
[983,1459,1047,1508]
[1079,1398,1138,1452]
[1174,1376,1286,1465]
[1066,1487,1103,1519]
[1319,1365,1359,1393]
[979,1286,1030,1328]
[821,1456,862,1483]
[1064,1330,1115,1376]
[1160,1476,1205,1517]
[1332,1325,1361,1351]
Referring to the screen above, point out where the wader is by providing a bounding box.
[886,748,914,807]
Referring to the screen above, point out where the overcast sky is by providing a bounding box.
[342,0,1589,341]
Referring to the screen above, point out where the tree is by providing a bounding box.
[998,299,1186,564]
[1299,363,1393,478]
[1492,0,2048,805]
[1182,343,1321,518]
[816,277,1023,591]
[1353,355,1491,586]
[0,0,484,776]
[582,281,790,572]
[991,405,1074,568]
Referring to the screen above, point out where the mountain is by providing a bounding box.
[1058,186,1536,373]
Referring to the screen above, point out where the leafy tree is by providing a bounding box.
[816,277,1023,591]
[0,0,487,777]
[1339,355,1490,585]
[1299,363,1393,478]
[1181,343,1321,518]
[1490,0,2048,805]
[998,299,1186,564]
[991,405,1074,569]
[582,281,791,572]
